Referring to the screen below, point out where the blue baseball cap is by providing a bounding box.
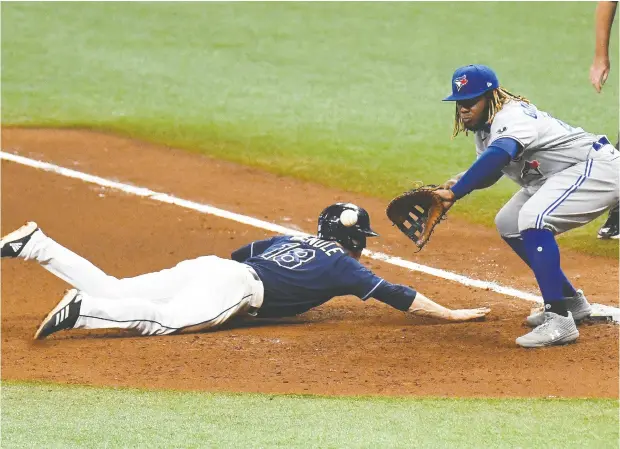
[443,65,499,101]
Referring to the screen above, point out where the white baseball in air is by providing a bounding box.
[340,209,358,227]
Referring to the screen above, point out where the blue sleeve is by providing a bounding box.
[337,258,416,311]
[231,237,278,262]
[450,138,521,200]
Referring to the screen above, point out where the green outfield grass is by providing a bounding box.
[1,2,618,256]
[1,381,618,449]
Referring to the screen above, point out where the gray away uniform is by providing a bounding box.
[473,100,619,238]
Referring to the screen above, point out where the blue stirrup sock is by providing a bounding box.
[520,229,570,317]
[502,236,576,298]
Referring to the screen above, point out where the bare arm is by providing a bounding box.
[590,1,618,92]
[408,292,490,321]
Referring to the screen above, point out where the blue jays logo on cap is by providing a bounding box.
[454,75,468,92]
[443,65,499,101]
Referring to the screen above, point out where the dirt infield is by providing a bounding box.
[1,128,618,398]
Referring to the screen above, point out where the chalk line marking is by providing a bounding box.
[1,150,545,303]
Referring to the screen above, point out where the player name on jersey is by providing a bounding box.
[289,235,346,256]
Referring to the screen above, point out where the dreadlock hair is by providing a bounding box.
[452,87,530,138]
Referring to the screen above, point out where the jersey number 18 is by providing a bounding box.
[260,243,316,270]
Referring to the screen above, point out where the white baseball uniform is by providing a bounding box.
[20,230,264,335]
[474,100,620,237]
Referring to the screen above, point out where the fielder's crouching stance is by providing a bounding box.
[435,65,619,348]
[1,203,490,340]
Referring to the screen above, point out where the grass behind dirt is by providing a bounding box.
[2,381,618,449]
[1,2,618,257]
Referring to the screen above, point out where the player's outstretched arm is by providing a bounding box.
[350,262,489,321]
[408,292,490,322]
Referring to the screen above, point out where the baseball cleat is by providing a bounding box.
[516,312,579,348]
[526,290,591,327]
[34,289,82,340]
[597,207,619,239]
[597,222,619,239]
[1,221,39,258]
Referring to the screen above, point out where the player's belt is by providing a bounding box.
[593,136,611,150]
[244,265,263,316]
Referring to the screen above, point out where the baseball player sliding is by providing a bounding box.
[1,203,490,340]
[434,64,619,348]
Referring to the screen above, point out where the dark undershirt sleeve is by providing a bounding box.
[337,258,415,311]
[371,281,417,311]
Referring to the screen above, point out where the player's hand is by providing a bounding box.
[408,293,490,321]
[434,188,456,212]
[447,307,491,322]
[590,57,610,93]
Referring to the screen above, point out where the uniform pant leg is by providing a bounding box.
[518,156,620,234]
[74,257,263,335]
[21,231,214,301]
[495,188,533,238]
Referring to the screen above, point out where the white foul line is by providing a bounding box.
[1,151,542,303]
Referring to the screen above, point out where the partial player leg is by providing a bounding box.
[524,156,619,235]
[597,203,619,239]
[512,228,580,347]
[9,226,216,301]
[514,156,619,346]
[34,257,264,338]
[495,189,576,298]
[598,139,620,239]
[519,157,618,300]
